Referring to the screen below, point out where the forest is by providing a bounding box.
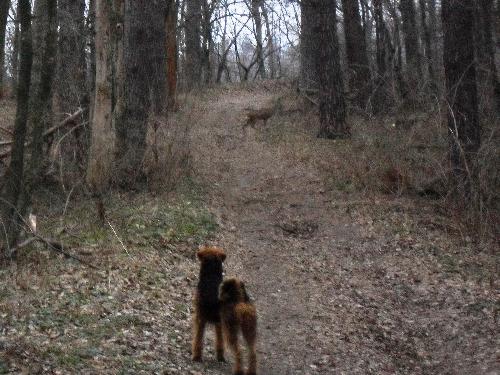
[0,0,498,374]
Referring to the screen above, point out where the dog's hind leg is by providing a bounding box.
[192,315,206,361]
[224,325,243,375]
[215,322,225,362]
[241,313,257,375]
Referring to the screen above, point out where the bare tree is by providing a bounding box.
[299,0,317,89]
[372,0,389,113]
[21,0,57,215]
[0,0,10,97]
[341,0,371,108]
[87,0,119,191]
[1,0,32,257]
[312,0,348,139]
[166,0,178,111]
[442,0,480,197]
[419,0,437,95]
[400,0,422,101]
[10,1,20,94]
[57,0,87,112]
[185,0,202,89]
[249,0,266,79]
[475,0,500,117]
[114,0,165,187]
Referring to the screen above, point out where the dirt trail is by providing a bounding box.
[191,89,366,374]
[189,87,498,375]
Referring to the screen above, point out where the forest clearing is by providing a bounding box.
[1,0,499,374]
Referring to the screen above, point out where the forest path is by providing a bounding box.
[189,86,498,375]
[190,87,365,374]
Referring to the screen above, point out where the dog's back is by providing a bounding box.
[197,256,223,322]
[219,278,258,375]
[196,246,226,322]
[192,246,227,362]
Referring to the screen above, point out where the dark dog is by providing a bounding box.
[192,246,226,362]
[220,278,258,375]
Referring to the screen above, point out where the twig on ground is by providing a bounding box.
[107,220,129,256]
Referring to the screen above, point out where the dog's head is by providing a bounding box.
[219,278,251,304]
[197,246,226,275]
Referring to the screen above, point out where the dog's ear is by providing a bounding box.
[197,248,206,261]
[240,281,251,302]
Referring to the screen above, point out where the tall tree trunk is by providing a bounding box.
[149,0,166,115]
[313,0,348,139]
[86,0,117,191]
[387,2,406,103]
[10,1,20,96]
[57,0,86,112]
[166,0,178,111]
[442,0,480,197]
[262,4,275,79]
[400,0,422,98]
[373,0,388,113]
[21,0,57,217]
[87,0,96,125]
[114,0,160,187]
[251,0,266,79]
[32,0,50,98]
[57,0,88,174]
[0,0,10,98]
[185,0,202,90]
[299,0,317,89]
[0,0,32,257]
[341,0,371,109]
[475,0,500,117]
[497,0,500,38]
[201,0,212,84]
[419,0,437,95]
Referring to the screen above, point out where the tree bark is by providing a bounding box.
[201,0,213,84]
[262,3,275,79]
[86,0,117,191]
[149,0,167,115]
[251,0,266,79]
[442,0,480,196]
[57,0,87,112]
[400,0,422,95]
[21,0,57,217]
[299,0,317,89]
[31,0,50,97]
[341,0,371,109]
[114,0,161,188]
[372,0,389,113]
[419,0,437,95]
[0,0,10,98]
[313,0,348,139]
[0,0,32,257]
[10,1,20,95]
[166,0,178,111]
[185,0,202,90]
[475,0,500,117]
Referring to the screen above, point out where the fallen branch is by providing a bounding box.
[11,233,98,269]
[0,108,84,159]
[301,92,319,106]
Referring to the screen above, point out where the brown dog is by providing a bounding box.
[219,278,258,375]
[192,246,226,362]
